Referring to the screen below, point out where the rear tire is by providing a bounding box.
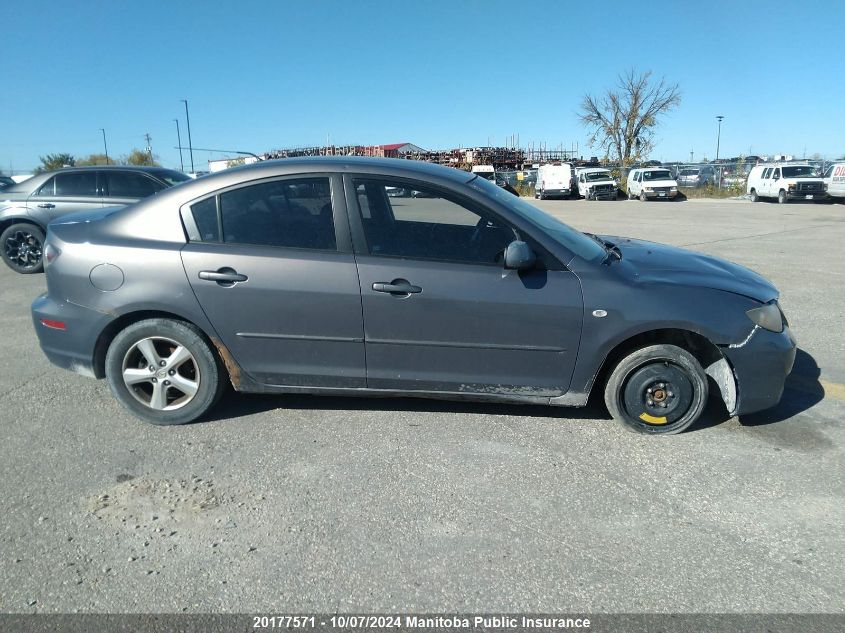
[105,318,226,425]
[604,344,709,435]
[1,223,45,274]
[778,189,788,204]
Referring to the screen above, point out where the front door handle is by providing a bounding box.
[37,203,55,209]
[372,279,422,295]
[199,268,248,286]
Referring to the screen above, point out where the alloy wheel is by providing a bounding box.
[3,229,42,270]
[121,336,201,410]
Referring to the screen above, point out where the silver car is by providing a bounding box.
[32,157,796,434]
[1,165,190,273]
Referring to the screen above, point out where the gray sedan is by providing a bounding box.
[1,165,191,273]
[31,157,796,434]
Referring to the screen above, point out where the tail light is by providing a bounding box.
[44,243,61,266]
[40,319,66,330]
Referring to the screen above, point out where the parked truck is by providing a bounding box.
[575,167,618,200]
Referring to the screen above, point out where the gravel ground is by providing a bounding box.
[0,197,843,614]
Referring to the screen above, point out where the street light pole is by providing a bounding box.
[181,99,194,173]
[173,119,184,172]
[715,115,724,188]
[99,128,109,165]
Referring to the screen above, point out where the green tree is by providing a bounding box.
[122,148,160,167]
[36,153,75,173]
[579,69,681,167]
[76,153,112,166]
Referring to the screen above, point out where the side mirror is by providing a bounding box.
[503,240,536,271]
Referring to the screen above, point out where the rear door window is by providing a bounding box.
[219,177,336,250]
[34,173,96,197]
[53,172,98,197]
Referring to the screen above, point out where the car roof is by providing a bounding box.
[49,165,175,173]
[102,156,478,244]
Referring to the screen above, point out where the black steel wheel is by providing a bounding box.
[604,344,708,435]
[1,223,45,274]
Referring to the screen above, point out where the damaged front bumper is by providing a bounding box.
[711,324,797,416]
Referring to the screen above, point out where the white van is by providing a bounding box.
[746,163,826,203]
[626,168,678,201]
[575,167,618,200]
[535,163,575,199]
[822,163,845,200]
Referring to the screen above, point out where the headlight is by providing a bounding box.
[788,183,796,190]
[746,302,783,333]
[670,186,678,191]
[644,187,653,191]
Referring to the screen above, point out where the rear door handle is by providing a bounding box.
[37,203,55,209]
[199,268,248,286]
[372,280,422,295]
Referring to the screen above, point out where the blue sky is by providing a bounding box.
[2,0,842,173]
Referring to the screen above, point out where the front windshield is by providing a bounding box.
[643,170,673,181]
[782,166,820,178]
[584,171,611,181]
[467,176,606,263]
[150,168,193,186]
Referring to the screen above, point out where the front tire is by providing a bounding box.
[640,191,648,202]
[105,318,226,425]
[778,189,788,204]
[1,223,45,274]
[604,344,709,435]
[750,189,759,202]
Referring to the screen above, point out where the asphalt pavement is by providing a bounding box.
[1,197,843,614]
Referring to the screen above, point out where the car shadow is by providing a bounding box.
[199,348,825,431]
[201,388,611,425]
[739,348,825,426]
[686,347,825,431]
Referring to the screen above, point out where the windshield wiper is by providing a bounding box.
[584,233,622,263]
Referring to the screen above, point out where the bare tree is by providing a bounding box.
[579,70,681,166]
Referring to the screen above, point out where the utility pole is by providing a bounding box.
[715,115,724,188]
[144,133,154,164]
[99,128,109,165]
[181,99,195,172]
[173,119,184,171]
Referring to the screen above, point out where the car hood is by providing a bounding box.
[603,235,778,302]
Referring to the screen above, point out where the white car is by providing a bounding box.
[822,163,845,201]
[576,168,618,200]
[626,168,679,201]
[746,163,826,203]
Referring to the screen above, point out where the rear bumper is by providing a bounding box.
[723,325,797,415]
[31,293,111,378]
